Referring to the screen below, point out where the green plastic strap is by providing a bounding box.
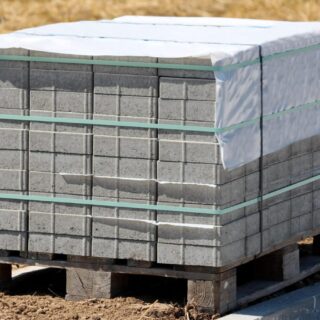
[0,114,220,133]
[0,42,319,72]
[0,174,319,216]
[1,98,320,134]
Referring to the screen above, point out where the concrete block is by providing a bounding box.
[0,150,27,170]
[159,98,215,122]
[313,150,320,174]
[30,90,92,113]
[29,151,91,174]
[157,239,246,267]
[263,146,291,167]
[160,77,215,100]
[157,212,256,247]
[30,51,92,71]
[313,208,320,228]
[157,175,245,205]
[0,88,28,109]
[157,160,245,185]
[28,233,91,256]
[93,114,157,138]
[93,55,157,75]
[93,135,157,159]
[262,199,291,229]
[94,94,157,118]
[158,57,214,79]
[158,118,217,143]
[0,209,27,232]
[262,220,291,251]
[0,231,27,251]
[92,196,156,241]
[291,192,312,218]
[312,134,320,152]
[290,153,313,183]
[0,108,29,130]
[29,171,91,196]
[263,161,290,193]
[245,171,260,200]
[291,137,312,157]
[0,67,28,89]
[30,69,92,92]
[0,190,28,211]
[0,170,27,191]
[159,140,220,164]
[92,238,156,261]
[291,212,312,236]
[30,110,92,134]
[246,233,261,257]
[94,73,158,96]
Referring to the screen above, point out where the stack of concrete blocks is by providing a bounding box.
[27,52,93,256]
[91,57,158,261]
[0,49,28,252]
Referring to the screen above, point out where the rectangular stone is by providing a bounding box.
[93,135,157,159]
[0,150,27,170]
[28,233,91,256]
[0,88,28,109]
[29,151,91,174]
[0,231,27,251]
[30,69,92,92]
[0,209,27,232]
[94,94,157,118]
[157,160,245,185]
[0,67,28,89]
[94,73,158,96]
[262,220,291,251]
[30,90,92,113]
[30,130,92,154]
[159,98,215,122]
[0,108,29,130]
[159,140,221,164]
[92,197,156,241]
[92,238,155,261]
[0,170,27,191]
[160,77,215,100]
[29,171,91,196]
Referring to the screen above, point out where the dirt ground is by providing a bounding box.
[0,268,214,320]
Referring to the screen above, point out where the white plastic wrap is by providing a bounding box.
[0,17,319,169]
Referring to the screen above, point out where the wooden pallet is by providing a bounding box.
[0,237,320,316]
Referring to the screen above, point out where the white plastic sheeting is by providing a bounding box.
[0,17,320,169]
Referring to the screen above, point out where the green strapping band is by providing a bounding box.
[0,173,319,215]
[0,41,319,72]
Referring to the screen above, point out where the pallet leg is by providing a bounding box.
[187,269,237,315]
[254,244,300,281]
[313,235,320,255]
[0,264,12,288]
[66,268,128,301]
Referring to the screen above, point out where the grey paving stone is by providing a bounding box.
[0,170,27,191]
[263,145,291,167]
[0,209,27,232]
[30,90,92,113]
[30,69,92,92]
[160,77,215,100]
[157,177,245,205]
[0,67,28,89]
[157,239,246,267]
[262,199,291,229]
[29,151,91,174]
[262,220,291,251]
[0,108,29,130]
[262,161,290,193]
[291,212,312,236]
[0,88,28,109]
[0,231,27,251]
[159,140,221,164]
[158,57,214,79]
[291,137,312,157]
[94,94,157,118]
[157,160,245,185]
[92,196,156,241]
[29,171,91,196]
[93,56,157,75]
[93,158,156,200]
[94,73,158,96]
[290,153,313,183]
[93,114,157,138]
[158,119,217,143]
[0,48,29,69]
[0,150,27,170]
[30,130,92,154]
[93,135,157,159]
[159,98,215,122]
[92,238,156,261]
[0,190,28,211]
[28,233,91,256]
[246,232,261,257]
